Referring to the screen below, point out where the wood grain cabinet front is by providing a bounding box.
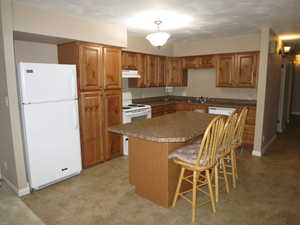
[103,90,123,159]
[79,91,104,168]
[216,52,259,88]
[78,44,103,91]
[103,47,122,90]
[122,51,138,70]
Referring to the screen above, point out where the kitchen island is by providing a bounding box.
[108,111,216,207]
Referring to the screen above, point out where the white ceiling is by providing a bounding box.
[16,0,300,42]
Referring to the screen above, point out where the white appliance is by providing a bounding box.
[208,106,236,116]
[122,70,141,78]
[122,92,151,155]
[18,62,82,191]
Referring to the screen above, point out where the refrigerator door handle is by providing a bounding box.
[73,103,79,129]
[71,74,77,99]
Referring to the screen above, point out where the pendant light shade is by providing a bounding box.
[146,32,170,47]
[146,20,170,47]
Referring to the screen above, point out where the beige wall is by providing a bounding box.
[13,2,127,47]
[173,34,261,56]
[291,57,300,113]
[253,28,282,156]
[178,69,257,99]
[0,0,28,192]
[126,33,173,56]
[14,40,58,64]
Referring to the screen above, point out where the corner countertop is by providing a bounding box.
[108,111,216,143]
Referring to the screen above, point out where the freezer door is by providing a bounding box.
[22,100,82,189]
[18,62,77,104]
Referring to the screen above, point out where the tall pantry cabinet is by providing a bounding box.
[58,42,123,168]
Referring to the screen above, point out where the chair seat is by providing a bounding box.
[168,143,208,166]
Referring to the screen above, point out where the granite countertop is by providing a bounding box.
[147,100,256,108]
[108,111,216,143]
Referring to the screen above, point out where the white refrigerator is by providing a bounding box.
[18,62,82,191]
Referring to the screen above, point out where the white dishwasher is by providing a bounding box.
[208,106,236,116]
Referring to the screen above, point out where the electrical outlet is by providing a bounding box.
[3,162,8,170]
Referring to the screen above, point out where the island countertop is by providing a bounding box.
[108,111,216,143]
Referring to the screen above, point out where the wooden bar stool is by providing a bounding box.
[169,116,225,223]
[224,107,248,188]
[214,113,238,202]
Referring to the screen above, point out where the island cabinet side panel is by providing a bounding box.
[128,137,191,207]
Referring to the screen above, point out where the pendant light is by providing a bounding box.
[146,20,170,48]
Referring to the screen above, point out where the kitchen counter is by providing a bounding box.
[108,111,217,207]
[108,111,216,142]
[133,96,257,109]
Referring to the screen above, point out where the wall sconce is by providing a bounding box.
[279,46,292,56]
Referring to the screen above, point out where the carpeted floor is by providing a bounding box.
[21,117,300,225]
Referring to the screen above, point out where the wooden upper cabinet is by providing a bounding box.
[146,55,158,87]
[156,56,166,87]
[216,52,259,88]
[235,52,258,88]
[216,54,235,87]
[128,53,148,88]
[165,57,178,86]
[103,90,123,159]
[79,91,104,168]
[78,44,103,91]
[122,51,138,70]
[200,55,215,68]
[103,47,122,90]
[183,56,200,69]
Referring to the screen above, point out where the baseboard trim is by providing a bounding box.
[262,135,277,154]
[2,175,30,196]
[252,150,262,157]
[252,135,277,157]
[291,112,300,115]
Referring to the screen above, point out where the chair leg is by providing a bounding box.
[206,169,216,213]
[234,150,238,180]
[192,171,198,223]
[214,164,219,203]
[220,158,230,193]
[172,167,185,207]
[231,151,237,188]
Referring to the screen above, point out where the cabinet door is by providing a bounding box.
[216,54,235,87]
[146,55,158,87]
[103,47,122,89]
[122,51,138,70]
[183,56,200,68]
[174,58,187,87]
[235,52,258,88]
[128,54,148,88]
[103,90,123,159]
[156,56,166,87]
[79,45,103,91]
[79,91,104,168]
[166,58,182,86]
[200,55,215,68]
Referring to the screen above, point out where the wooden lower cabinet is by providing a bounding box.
[103,90,123,159]
[79,91,104,168]
[79,90,122,168]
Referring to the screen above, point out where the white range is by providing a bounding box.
[122,92,151,155]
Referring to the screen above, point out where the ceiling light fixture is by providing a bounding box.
[146,20,170,48]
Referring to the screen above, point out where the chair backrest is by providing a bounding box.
[219,113,238,156]
[196,116,225,168]
[234,107,249,146]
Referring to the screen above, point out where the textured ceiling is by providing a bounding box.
[16,0,300,42]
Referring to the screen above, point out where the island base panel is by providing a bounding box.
[128,137,193,207]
